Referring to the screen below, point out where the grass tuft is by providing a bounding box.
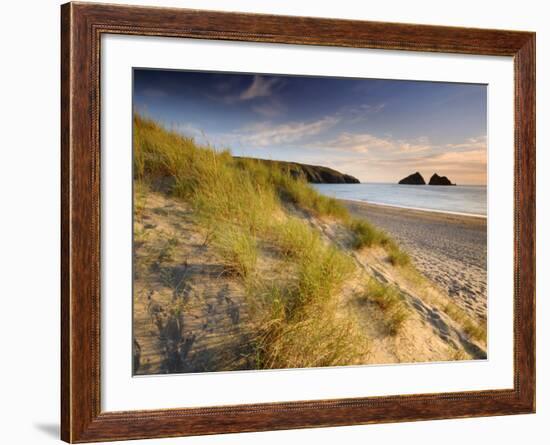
[271,217,321,259]
[249,220,359,368]
[254,301,369,369]
[273,173,349,219]
[348,218,390,249]
[363,278,409,335]
[443,302,487,342]
[386,241,411,267]
[295,244,355,307]
[347,217,411,268]
[213,225,258,281]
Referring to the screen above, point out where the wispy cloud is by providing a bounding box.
[315,132,432,155]
[211,75,284,104]
[444,136,487,152]
[240,76,281,100]
[290,131,487,184]
[229,115,340,147]
[336,103,386,123]
[364,148,487,169]
[251,99,287,118]
[226,101,388,147]
[325,140,487,184]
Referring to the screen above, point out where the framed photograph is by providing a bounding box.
[61,2,535,442]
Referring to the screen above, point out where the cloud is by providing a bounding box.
[318,132,431,154]
[328,145,487,184]
[209,75,283,104]
[337,103,386,123]
[444,136,487,152]
[240,76,281,100]
[229,115,340,147]
[225,102,387,150]
[366,149,487,169]
[293,132,487,184]
[251,99,286,118]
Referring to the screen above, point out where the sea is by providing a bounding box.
[312,183,487,217]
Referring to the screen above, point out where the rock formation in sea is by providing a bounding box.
[234,157,360,184]
[428,173,455,186]
[398,172,426,185]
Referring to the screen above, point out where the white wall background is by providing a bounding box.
[0,0,545,444]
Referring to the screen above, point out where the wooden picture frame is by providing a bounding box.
[61,2,535,442]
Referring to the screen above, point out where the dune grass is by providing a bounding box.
[442,302,487,342]
[249,215,361,368]
[348,218,390,249]
[134,180,149,220]
[134,113,485,366]
[251,235,362,369]
[271,217,322,259]
[134,114,372,368]
[135,114,404,255]
[135,116,277,233]
[276,174,349,219]
[235,156,349,219]
[135,115,349,226]
[295,242,355,307]
[347,217,411,267]
[254,299,369,369]
[386,241,411,267]
[213,225,258,282]
[363,278,409,335]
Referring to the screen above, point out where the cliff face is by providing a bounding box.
[398,172,426,185]
[429,173,455,186]
[235,157,360,184]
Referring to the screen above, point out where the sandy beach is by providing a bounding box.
[342,200,487,321]
[132,115,488,374]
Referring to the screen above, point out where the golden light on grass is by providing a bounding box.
[133,113,486,372]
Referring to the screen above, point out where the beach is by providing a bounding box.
[342,200,487,321]
[132,115,488,374]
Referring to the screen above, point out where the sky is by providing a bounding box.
[133,69,487,185]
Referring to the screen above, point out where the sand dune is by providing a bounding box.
[132,115,487,375]
[133,190,486,375]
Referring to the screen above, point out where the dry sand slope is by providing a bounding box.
[343,200,487,321]
[133,191,486,375]
[133,192,255,375]
[305,213,487,365]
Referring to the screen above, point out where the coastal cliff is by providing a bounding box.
[234,157,360,184]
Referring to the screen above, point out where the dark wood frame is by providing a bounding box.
[61,2,536,442]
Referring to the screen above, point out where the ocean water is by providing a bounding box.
[312,183,487,217]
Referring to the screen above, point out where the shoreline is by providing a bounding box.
[339,198,487,219]
[342,199,487,320]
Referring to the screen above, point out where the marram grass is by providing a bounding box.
[363,278,410,335]
[133,114,420,369]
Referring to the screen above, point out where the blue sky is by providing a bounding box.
[134,69,487,184]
